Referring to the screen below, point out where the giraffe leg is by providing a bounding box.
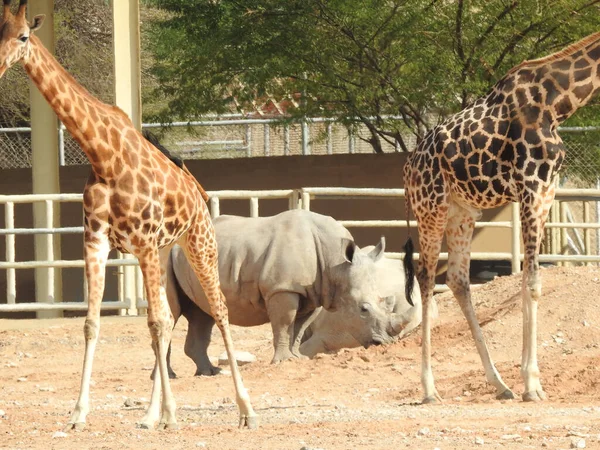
[416,222,446,404]
[180,224,258,429]
[65,237,110,432]
[520,198,552,402]
[446,205,514,400]
[137,246,178,430]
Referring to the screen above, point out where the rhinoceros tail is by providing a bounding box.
[403,193,415,307]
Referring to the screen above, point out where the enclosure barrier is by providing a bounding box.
[1,187,599,314]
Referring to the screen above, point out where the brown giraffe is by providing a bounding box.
[0,0,257,430]
[403,31,600,404]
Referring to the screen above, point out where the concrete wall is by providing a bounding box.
[0,153,513,316]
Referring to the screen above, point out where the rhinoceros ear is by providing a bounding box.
[367,236,385,262]
[343,239,357,263]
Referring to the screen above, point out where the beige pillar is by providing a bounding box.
[112,0,142,128]
[112,0,142,315]
[29,0,62,318]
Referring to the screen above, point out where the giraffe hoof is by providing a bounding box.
[422,395,442,405]
[522,390,546,402]
[136,421,155,430]
[239,414,259,430]
[157,421,179,431]
[496,389,515,400]
[63,422,86,432]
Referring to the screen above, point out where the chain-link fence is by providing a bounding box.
[0,118,598,187]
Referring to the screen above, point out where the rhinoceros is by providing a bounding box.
[165,209,419,375]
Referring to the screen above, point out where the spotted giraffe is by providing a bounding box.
[0,0,257,430]
[403,31,600,403]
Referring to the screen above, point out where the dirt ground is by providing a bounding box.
[2,265,600,450]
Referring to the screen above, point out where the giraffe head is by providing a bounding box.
[0,0,44,78]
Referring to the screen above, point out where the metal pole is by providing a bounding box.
[210,197,220,218]
[511,202,521,273]
[584,201,592,265]
[301,191,311,211]
[301,120,310,155]
[5,202,15,304]
[284,124,290,155]
[348,127,355,154]
[263,124,270,156]
[58,125,65,166]
[245,124,252,157]
[45,199,55,304]
[560,201,569,266]
[250,197,259,217]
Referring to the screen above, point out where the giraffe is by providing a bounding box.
[403,31,600,404]
[0,0,257,430]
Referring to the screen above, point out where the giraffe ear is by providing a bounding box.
[29,14,44,32]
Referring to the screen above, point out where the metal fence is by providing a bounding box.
[1,187,599,315]
[2,118,599,187]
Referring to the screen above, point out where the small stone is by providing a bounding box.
[583,320,590,327]
[218,351,256,366]
[359,355,371,363]
[39,386,55,392]
[571,438,586,448]
[523,426,532,432]
[542,443,548,448]
[418,427,430,436]
[0,409,6,418]
[501,434,522,441]
[52,431,68,439]
[195,442,207,448]
[17,377,27,382]
[123,398,142,407]
[474,436,484,445]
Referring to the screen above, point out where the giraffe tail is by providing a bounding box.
[403,196,415,307]
[182,164,210,203]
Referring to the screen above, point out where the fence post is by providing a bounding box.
[289,190,300,210]
[210,196,220,219]
[245,124,252,157]
[58,125,65,166]
[511,202,521,274]
[584,201,591,265]
[5,202,15,304]
[301,120,310,155]
[284,124,290,156]
[301,191,311,210]
[263,124,270,156]
[348,127,355,154]
[250,197,259,217]
[560,201,569,266]
[326,122,333,155]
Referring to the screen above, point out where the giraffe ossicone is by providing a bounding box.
[404,30,600,403]
[0,0,257,430]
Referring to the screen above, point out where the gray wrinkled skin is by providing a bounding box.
[165,210,422,377]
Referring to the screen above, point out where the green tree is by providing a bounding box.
[145,0,600,152]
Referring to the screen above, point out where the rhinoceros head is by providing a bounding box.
[329,236,413,348]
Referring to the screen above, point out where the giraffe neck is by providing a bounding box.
[503,34,600,126]
[22,35,124,174]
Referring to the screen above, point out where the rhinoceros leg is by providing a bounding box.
[266,292,301,363]
[182,304,221,376]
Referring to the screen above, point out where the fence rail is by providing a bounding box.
[0,187,599,314]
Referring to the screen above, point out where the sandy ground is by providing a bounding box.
[2,265,600,450]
